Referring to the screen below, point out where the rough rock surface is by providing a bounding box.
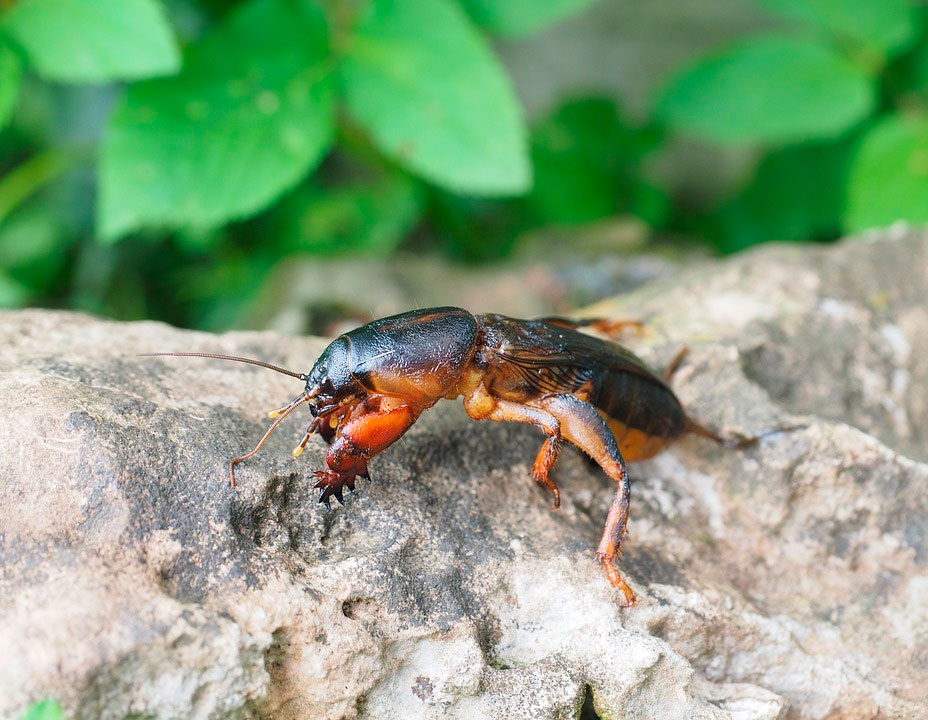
[1,228,926,720]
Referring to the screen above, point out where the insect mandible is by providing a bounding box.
[146,306,732,606]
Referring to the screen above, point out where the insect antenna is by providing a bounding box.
[228,394,311,487]
[139,352,307,381]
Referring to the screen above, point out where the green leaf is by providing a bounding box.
[715,138,854,252]
[528,97,664,224]
[0,200,70,290]
[0,148,75,226]
[172,227,227,254]
[0,270,30,307]
[845,115,928,231]
[279,173,424,255]
[757,0,917,59]
[628,182,670,229]
[654,34,875,144]
[0,42,22,127]
[460,0,599,36]
[2,0,179,83]
[341,0,530,195]
[19,700,64,720]
[887,41,928,104]
[173,249,275,331]
[98,0,335,240]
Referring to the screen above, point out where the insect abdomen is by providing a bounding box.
[591,368,686,461]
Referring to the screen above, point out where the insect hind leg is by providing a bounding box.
[538,316,644,339]
[662,346,688,382]
[536,393,636,606]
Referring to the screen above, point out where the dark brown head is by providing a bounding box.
[303,336,362,415]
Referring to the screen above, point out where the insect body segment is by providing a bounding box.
[150,307,713,606]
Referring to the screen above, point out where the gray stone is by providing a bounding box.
[2,228,927,719]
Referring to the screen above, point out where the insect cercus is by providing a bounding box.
[146,306,731,606]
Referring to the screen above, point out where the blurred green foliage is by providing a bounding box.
[0,0,927,329]
[19,699,64,720]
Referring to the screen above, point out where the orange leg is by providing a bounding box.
[314,403,417,504]
[463,385,562,507]
[463,386,636,605]
[662,346,688,382]
[536,394,636,606]
[539,316,645,339]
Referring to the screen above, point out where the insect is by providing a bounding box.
[147,307,730,606]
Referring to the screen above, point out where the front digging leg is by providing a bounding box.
[313,404,417,505]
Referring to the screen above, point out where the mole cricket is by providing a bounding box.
[146,306,738,605]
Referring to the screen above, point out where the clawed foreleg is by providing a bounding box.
[314,403,416,506]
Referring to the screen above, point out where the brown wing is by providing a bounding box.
[495,319,666,382]
[498,317,686,441]
[479,315,670,399]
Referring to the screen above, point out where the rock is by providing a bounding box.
[2,227,926,719]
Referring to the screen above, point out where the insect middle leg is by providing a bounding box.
[535,394,636,606]
[462,385,562,507]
